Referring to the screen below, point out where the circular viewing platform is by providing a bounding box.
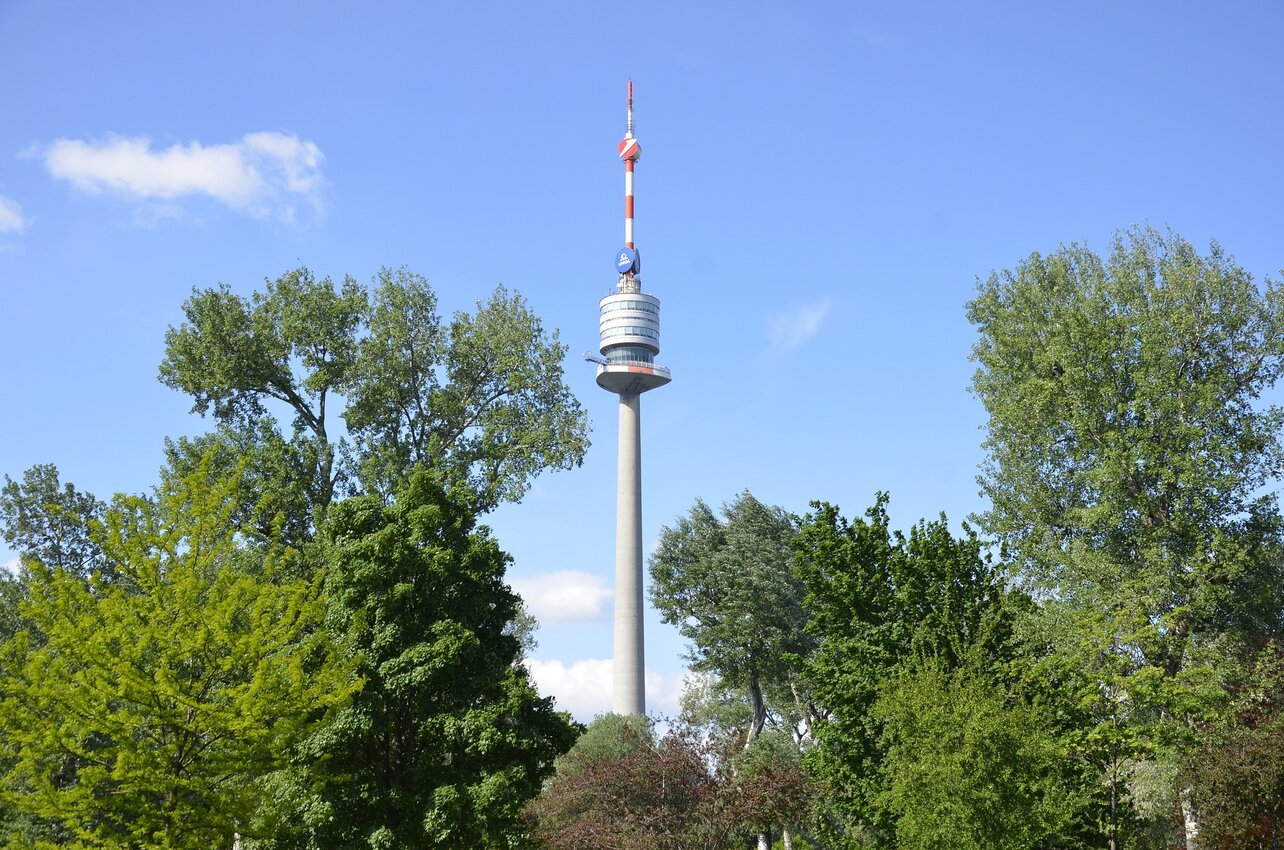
[596,359,671,395]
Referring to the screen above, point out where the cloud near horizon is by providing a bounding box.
[524,657,690,722]
[510,570,613,624]
[38,131,326,223]
[0,195,28,234]
[768,297,832,351]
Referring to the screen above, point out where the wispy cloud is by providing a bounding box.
[38,131,326,224]
[510,570,613,624]
[523,657,690,721]
[0,195,28,234]
[2,558,19,578]
[767,297,832,351]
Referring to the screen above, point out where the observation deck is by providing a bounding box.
[597,280,670,395]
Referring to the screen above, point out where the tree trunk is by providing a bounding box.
[1180,788,1200,850]
[783,826,794,849]
[745,676,767,750]
[745,676,771,850]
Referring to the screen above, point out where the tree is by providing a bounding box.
[650,491,816,850]
[1,463,105,579]
[159,266,589,529]
[160,419,323,550]
[0,461,356,849]
[527,715,811,850]
[345,270,588,508]
[871,654,1082,850]
[298,469,577,849]
[650,492,812,749]
[967,226,1284,845]
[159,267,364,513]
[1181,640,1284,849]
[794,496,1015,849]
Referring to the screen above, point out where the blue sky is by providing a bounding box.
[3,1,1283,719]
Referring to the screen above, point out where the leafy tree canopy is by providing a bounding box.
[872,655,1084,850]
[967,225,1284,656]
[296,469,577,849]
[650,492,813,747]
[159,266,589,534]
[794,495,1014,848]
[0,464,105,579]
[0,460,357,850]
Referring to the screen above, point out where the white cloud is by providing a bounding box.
[527,657,614,720]
[39,132,326,223]
[524,657,691,722]
[511,570,612,624]
[2,558,19,578]
[0,195,28,234]
[768,297,832,351]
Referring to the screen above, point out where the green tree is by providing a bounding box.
[967,226,1284,844]
[159,266,589,531]
[794,496,1014,849]
[650,492,812,749]
[872,654,1082,850]
[650,492,817,849]
[299,469,577,849]
[0,462,356,850]
[160,419,323,549]
[346,270,588,508]
[159,267,364,513]
[1,464,105,579]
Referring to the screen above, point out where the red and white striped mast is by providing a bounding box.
[619,80,640,254]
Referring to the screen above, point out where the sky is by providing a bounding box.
[3,1,1284,721]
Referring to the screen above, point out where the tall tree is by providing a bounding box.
[346,270,588,508]
[967,226,1284,844]
[650,492,812,749]
[299,469,577,849]
[159,266,589,529]
[0,461,356,850]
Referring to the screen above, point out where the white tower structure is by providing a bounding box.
[597,81,670,716]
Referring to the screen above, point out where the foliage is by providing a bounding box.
[967,226,1284,845]
[160,419,325,549]
[160,267,364,510]
[0,462,356,850]
[0,464,106,579]
[1182,640,1284,848]
[528,715,812,850]
[872,655,1083,850]
[159,266,589,528]
[297,469,577,849]
[793,495,1013,847]
[650,492,812,746]
[967,225,1284,659]
[345,269,589,508]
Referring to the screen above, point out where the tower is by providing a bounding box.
[596,81,670,716]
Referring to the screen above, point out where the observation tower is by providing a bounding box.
[596,81,670,716]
